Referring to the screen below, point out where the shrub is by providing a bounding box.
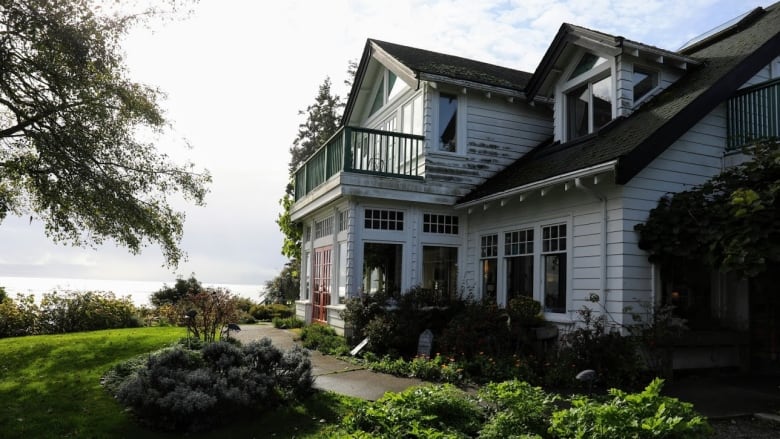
[113,338,313,432]
[343,384,484,438]
[0,294,40,337]
[150,275,202,307]
[341,289,390,346]
[272,316,304,329]
[478,380,557,439]
[368,354,465,383]
[178,287,239,342]
[549,378,712,439]
[300,324,349,356]
[250,303,294,321]
[38,291,140,334]
[545,307,642,389]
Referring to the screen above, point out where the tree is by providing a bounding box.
[0,0,210,267]
[636,140,780,278]
[150,274,203,307]
[264,259,300,303]
[276,76,344,264]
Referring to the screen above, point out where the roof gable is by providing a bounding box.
[460,3,780,205]
[343,39,533,124]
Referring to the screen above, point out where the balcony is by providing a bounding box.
[294,126,425,201]
[727,78,780,150]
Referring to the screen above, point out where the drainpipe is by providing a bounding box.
[575,178,608,310]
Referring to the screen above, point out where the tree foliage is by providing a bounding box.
[636,140,780,278]
[0,0,210,266]
[264,259,300,303]
[150,274,202,307]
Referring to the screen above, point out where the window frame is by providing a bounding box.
[631,64,660,106]
[480,234,499,301]
[560,51,614,142]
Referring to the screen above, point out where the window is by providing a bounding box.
[423,214,459,234]
[338,210,348,232]
[312,246,332,322]
[481,234,498,301]
[542,224,567,313]
[563,52,612,141]
[632,66,658,103]
[303,226,311,243]
[338,242,347,299]
[402,95,423,135]
[314,216,334,239]
[363,242,402,295]
[365,209,404,230]
[438,93,458,152]
[369,70,408,118]
[505,229,534,300]
[422,246,458,300]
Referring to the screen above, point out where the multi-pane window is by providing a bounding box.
[422,246,458,300]
[303,226,312,243]
[314,216,334,239]
[480,235,498,301]
[369,70,408,117]
[364,209,404,230]
[423,214,459,234]
[338,210,348,232]
[542,224,567,313]
[505,229,534,300]
[438,93,458,152]
[564,52,612,141]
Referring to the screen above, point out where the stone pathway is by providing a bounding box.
[232,323,423,400]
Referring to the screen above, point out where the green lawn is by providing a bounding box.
[0,327,353,438]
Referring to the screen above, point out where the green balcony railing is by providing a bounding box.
[727,78,780,150]
[294,127,424,200]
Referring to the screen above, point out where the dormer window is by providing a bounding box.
[632,65,659,104]
[563,52,613,141]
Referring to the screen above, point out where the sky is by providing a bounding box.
[0,0,767,287]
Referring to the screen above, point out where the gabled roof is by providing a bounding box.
[459,3,780,205]
[343,39,532,124]
[526,23,700,100]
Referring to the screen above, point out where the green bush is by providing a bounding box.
[113,338,313,432]
[343,384,484,438]
[368,354,465,383]
[549,378,712,439]
[273,316,304,329]
[478,380,557,439]
[300,324,349,355]
[0,294,40,337]
[250,303,294,321]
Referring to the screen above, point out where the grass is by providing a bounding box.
[0,327,355,438]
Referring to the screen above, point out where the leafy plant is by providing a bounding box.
[273,316,305,329]
[478,380,557,439]
[343,384,484,438]
[549,378,712,439]
[300,324,349,355]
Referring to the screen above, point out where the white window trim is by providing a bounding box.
[482,216,573,319]
[631,63,661,108]
[431,89,467,155]
[557,50,616,142]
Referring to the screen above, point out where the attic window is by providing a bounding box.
[632,66,658,104]
[369,69,409,117]
[568,53,607,80]
[566,74,612,139]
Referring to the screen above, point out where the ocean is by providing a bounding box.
[0,276,266,307]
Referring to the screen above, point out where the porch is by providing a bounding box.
[294,126,425,201]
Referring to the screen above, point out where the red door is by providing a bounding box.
[312,247,332,323]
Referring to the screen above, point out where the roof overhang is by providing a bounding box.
[526,24,701,100]
[455,159,618,211]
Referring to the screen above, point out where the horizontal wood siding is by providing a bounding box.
[616,105,729,323]
[424,92,552,198]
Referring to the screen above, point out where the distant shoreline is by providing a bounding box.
[0,276,265,307]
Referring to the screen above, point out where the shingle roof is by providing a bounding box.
[370,39,533,92]
[459,3,780,205]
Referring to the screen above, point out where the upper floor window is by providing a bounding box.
[438,93,458,152]
[369,70,408,117]
[563,52,613,141]
[423,214,459,234]
[365,208,404,231]
[633,65,659,104]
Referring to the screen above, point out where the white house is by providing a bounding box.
[290,4,780,370]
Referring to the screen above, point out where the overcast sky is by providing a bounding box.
[0,0,764,286]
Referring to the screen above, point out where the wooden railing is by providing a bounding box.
[727,78,780,150]
[294,127,424,200]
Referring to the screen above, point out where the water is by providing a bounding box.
[0,276,266,307]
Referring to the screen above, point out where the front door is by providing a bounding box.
[312,246,332,323]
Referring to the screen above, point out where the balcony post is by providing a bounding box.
[344,127,353,171]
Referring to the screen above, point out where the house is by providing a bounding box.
[290,3,780,371]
